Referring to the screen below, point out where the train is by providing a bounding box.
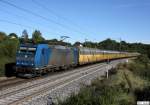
[15,44,139,77]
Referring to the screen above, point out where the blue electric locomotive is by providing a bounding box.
[16,44,78,77]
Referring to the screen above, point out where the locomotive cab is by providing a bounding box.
[16,44,50,77]
[16,44,37,77]
[16,45,36,67]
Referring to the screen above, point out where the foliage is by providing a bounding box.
[21,29,29,43]
[0,32,7,42]
[98,38,120,50]
[32,30,44,44]
[73,41,82,47]
[126,56,150,80]
[8,33,18,39]
[58,79,135,105]
[136,54,150,68]
[83,41,98,48]
[75,38,150,59]
[0,38,19,57]
[0,32,19,76]
[45,39,72,46]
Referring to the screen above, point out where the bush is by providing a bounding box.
[109,67,117,75]
[0,38,19,57]
[59,75,136,105]
[130,63,150,80]
[0,38,19,76]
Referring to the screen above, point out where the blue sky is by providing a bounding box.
[0,0,150,44]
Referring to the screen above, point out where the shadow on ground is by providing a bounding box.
[5,63,16,77]
[134,86,150,101]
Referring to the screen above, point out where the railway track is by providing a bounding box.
[0,59,126,105]
[0,63,105,98]
[0,78,26,90]
[0,62,104,91]
[0,63,105,96]
[0,77,19,86]
[0,77,45,91]
[0,62,108,105]
[0,77,16,83]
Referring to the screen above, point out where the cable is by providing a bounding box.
[0,18,64,37]
[0,0,86,35]
[32,0,93,35]
[0,8,65,35]
[32,0,81,28]
[0,19,33,29]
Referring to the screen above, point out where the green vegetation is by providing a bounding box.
[82,38,150,58]
[58,56,150,105]
[124,55,150,83]
[0,32,19,76]
[32,30,45,44]
[0,32,7,42]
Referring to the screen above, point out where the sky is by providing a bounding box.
[0,0,150,44]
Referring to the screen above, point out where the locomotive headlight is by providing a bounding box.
[25,55,28,58]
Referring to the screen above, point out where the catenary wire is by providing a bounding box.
[0,0,88,36]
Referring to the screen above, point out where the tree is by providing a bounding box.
[46,39,59,45]
[32,30,44,44]
[8,33,18,39]
[21,29,29,43]
[73,41,82,47]
[98,38,119,50]
[83,41,97,48]
[0,32,7,42]
[0,36,19,57]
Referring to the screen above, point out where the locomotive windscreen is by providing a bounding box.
[16,46,36,66]
[19,47,36,53]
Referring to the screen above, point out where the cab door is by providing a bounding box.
[41,48,50,67]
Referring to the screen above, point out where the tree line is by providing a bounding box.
[0,29,150,58]
[75,39,150,58]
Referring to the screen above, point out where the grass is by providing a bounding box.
[126,62,150,81]
[58,57,150,105]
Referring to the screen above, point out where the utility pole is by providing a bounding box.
[85,38,88,47]
[93,39,97,49]
[106,64,111,79]
[119,38,122,51]
[119,38,123,64]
